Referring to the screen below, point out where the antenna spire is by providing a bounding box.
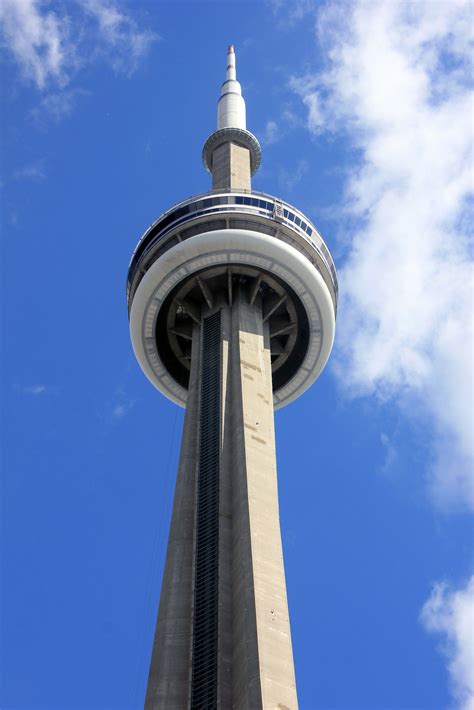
[202,46,262,188]
[226,44,236,81]
[218,44,245,130]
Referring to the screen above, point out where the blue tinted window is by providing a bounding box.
[283,209,289,218]
[289,212,295,222]
[294,217,301,226]
[158,212,175,230]
[235,196,244,204]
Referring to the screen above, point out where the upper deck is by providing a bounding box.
[127,190,338,314]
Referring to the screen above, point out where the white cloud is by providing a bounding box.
[0,0,72,89]
[261,107,301,147]
[267,0,315,26]
[421,577,474,710]
[291,76,324,133]
[109,389,136,421]
[98,387,137,433]
[112,403,127,419]
[263,119,280,146]
[29,88,88,125]
[23,384,47,395]
[278,158,309,191]
[292,0,474,510]
[79,0,158,76]
[12,161,46,181]
[379,432,397,476]
[0,0,158,93]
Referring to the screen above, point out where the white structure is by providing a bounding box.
[127,47,337,710]
[217,45,246,129]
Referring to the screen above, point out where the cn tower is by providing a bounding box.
[127,47,337,710]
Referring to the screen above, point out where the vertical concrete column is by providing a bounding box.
[145,290,297,710]
[228,290,298,710]
[144,325,201,710]
[211,142,251,191]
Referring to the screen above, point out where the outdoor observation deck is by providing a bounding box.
[127,190,338,312]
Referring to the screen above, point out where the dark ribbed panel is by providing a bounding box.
[191,311,221,710]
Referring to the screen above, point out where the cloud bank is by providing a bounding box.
[421,576,474,710]
[292,0,473,510]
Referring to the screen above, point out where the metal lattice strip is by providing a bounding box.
[191,311,221,709]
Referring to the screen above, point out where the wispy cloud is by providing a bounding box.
[29,88,89,126]
[290,77,324,133]
[379,432,397,476]
[12,161,46,182]
[263,119,280,146]
[0,0,74,89]
[112,403,128,419]
[421,577,474,710]
[2,160,47,189]
[7,209,19,227]
[278,158,308,192]
[79,0,158,76]
[105,388,137,425]
[0,0,158,118]
[0,0,68,89]
[22,384,48,395]
[267,0,316,26]
[260,107,301,148]
[291,0,474,510]
[16,383,61,396]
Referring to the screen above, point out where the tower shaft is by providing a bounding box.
[211,141,251,191]
[129,44,337,710]
[145,290,298,709]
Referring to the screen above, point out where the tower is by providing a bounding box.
[127,47,337,710]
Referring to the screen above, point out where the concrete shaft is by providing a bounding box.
[211,142,251,191]
[145,289,298,710]
[144,323,201,709]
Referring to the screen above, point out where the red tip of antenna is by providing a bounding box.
[228,45,235,53]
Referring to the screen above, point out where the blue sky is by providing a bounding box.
[1,1,473,709]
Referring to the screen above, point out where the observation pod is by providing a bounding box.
[127,192,337,408]
[127,46,337,710]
